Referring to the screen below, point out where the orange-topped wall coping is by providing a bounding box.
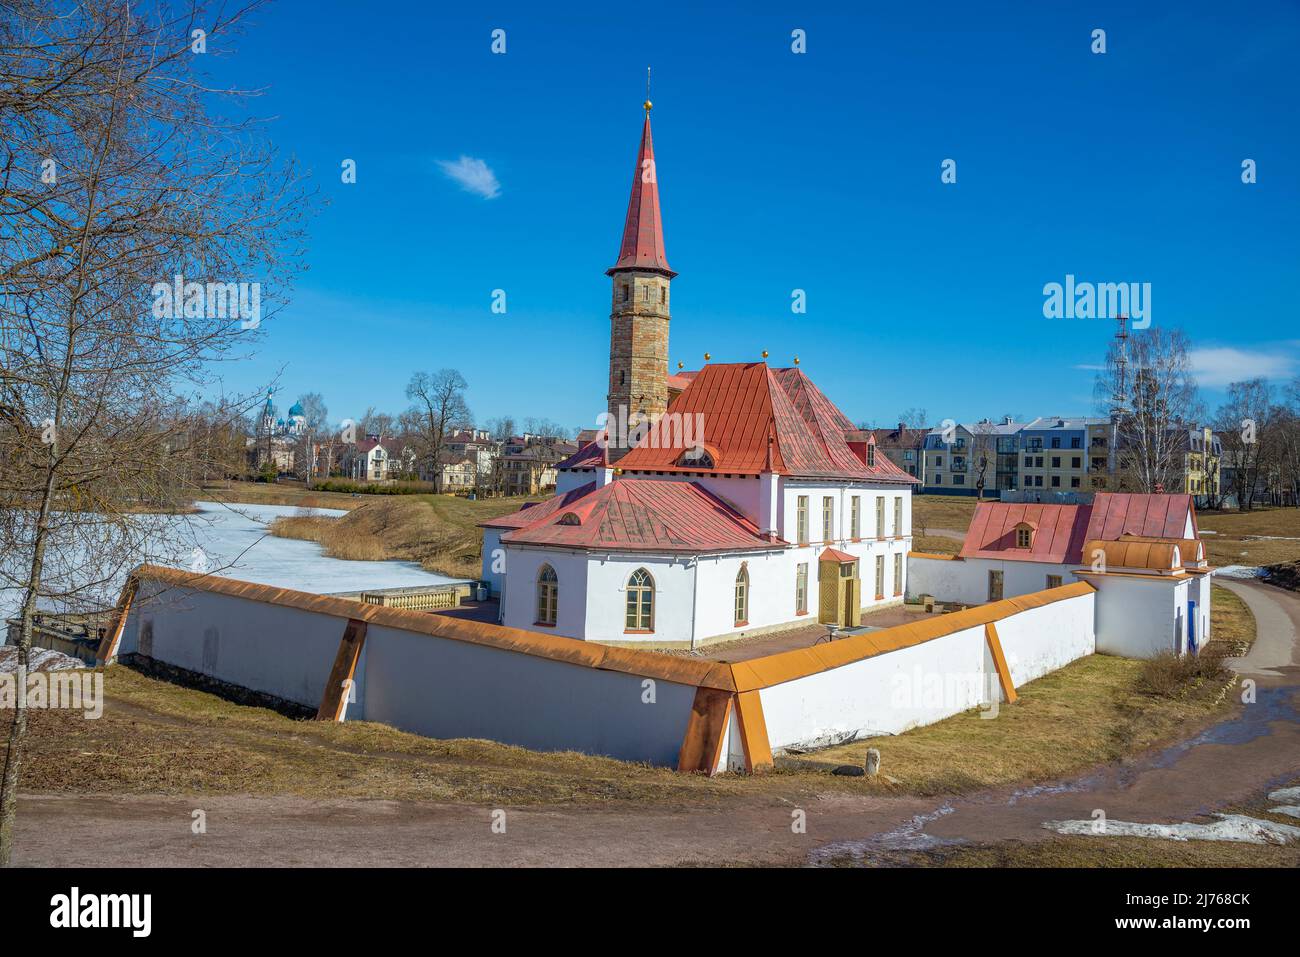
[108,566,1097,774]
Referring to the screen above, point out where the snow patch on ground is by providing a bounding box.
[0,646,86,673]
[1268,786,1300,803]
[1214,565,1265,580]
[1044,813,1300,845]
[1,501,466,622]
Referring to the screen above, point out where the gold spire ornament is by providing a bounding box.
[793,355,800,365]
[704,352,711,362]
[761,350,769,359]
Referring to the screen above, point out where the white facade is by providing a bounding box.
[908,554,1213,659]
[492,478,914,645]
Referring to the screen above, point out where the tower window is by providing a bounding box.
[642,284,650,301]
[621,284,629,302]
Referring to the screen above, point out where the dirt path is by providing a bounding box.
[14,584,1300,867]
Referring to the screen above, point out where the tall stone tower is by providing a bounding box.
[606,101,675,462]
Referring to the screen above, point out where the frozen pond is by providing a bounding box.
[1,501,466,623]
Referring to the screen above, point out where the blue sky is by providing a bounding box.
[204,0,1300,432]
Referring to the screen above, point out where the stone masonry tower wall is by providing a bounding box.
[605,108,675,463]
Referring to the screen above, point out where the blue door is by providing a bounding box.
[1188,599,1197,653]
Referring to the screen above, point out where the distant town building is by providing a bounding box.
[865,422,926,478]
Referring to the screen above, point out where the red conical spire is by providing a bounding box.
[607,110,675,277]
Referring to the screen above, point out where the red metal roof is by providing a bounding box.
[478,482,597,530]
[819,547,858,563]
[1085,492,1197,541]
[960,503,1091,564]
[667,370,697,391]
[616,362,918,483]
[556,440,606,470]
[500,479,782,554]
[959,494,1198,564]
[607,115,674,277]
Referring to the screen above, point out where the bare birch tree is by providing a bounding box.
[1095,328,1203,493]
[0,0,310,864]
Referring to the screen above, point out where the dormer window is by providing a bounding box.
[557,512,581,526]
[679,446,716,469]
[866,444,876,467]
[1014,522,1035,549]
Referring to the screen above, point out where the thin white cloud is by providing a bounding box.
[437,156,501,199]
[1190,346,1297,387]
[1073,363,1107,371]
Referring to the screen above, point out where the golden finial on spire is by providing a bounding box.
[644,66,652,114]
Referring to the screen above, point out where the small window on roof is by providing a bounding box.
[557,512,581,525]
[1015,524,1033,548]
[680,447,715,469]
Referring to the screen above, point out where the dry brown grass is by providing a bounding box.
[912,534,962,556]
[789,653,1234,795]
[911,495,979,534]
[1199,506,1300,566]
[200,479,368,511]
[8,665,862,807]
[267,493,546,579]
[1134,649,1232,698]
[1205,584,1256,656]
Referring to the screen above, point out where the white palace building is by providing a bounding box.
[479,103,919,648]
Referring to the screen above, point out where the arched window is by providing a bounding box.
[1014,523,1034,549]
[734,566,749,626]
[625,568,654,631]
[536,564,558,626]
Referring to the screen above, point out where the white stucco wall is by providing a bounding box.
[1090,574,1191,658]
[758,590,1096,751]
[500,547,591,638]
[359,622,697,765]
[907,555,1078,606]
[481,528,504,596]
[119,581,347,709]
[121,580,700,766]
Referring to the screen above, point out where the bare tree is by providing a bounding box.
[1096,328,1203,493]
[1214,379,1277,511]
[483,415,516,442]
[404,370,471,492]
[358,405,395,439]
[0,0,310,865]
[897,407,929,430]
[969,420,998,500]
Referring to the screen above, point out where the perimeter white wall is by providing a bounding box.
[118,581,347,709]
[758,590,1096,751]
[907,555,1077,605]
[359,621,697,766]
[120,581,699,765]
